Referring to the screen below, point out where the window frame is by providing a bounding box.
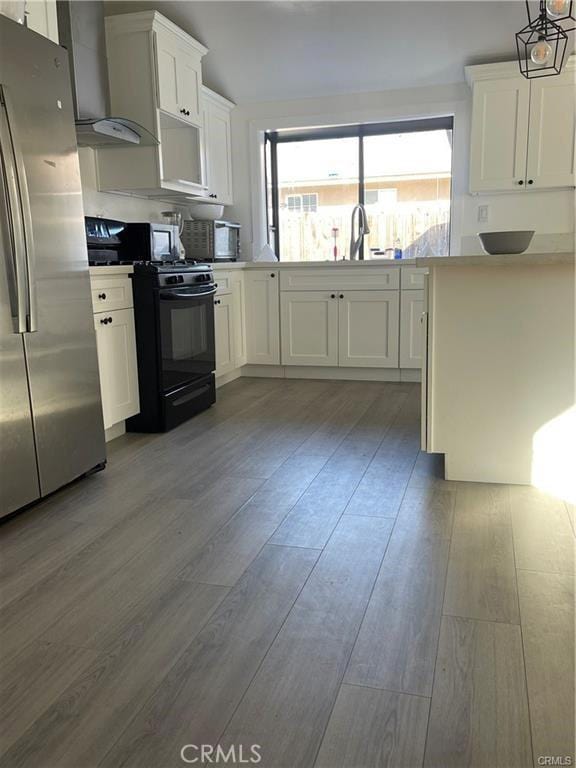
[265,116,453,261]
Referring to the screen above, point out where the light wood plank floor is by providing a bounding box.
[0,378,574,768]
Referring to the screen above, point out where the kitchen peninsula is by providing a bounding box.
[420,251,575,487]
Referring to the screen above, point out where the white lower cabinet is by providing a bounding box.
[214,293,235,377]
[93,308,140,430]
[338,290,399,368]
[399,290,424,368]
[281,291,338,366]
[231,274,247,367]
[280,289,400,369]
[245,270,280,365]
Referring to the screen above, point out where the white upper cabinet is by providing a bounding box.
[25,0,58,42]
[469,77,530,192]
[99,11,208,198]
[155,27,203,126]
[202,87,235,205]
[526,72,576,189]
[467,58,575,193]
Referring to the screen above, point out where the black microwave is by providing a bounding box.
[122,222,181,262]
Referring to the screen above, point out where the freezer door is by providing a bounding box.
[0,18,105,498]
[0,117,40,517]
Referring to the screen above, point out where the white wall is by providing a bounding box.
[228,82,575,260]
[78,147,181,222]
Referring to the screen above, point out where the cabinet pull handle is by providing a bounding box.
[108,316,113,323]
[330,294,336,299]
[518,180,524,185]
[270,273,275,278]
[339,293,344,299]
[100,317,108,325]
[98,293,106,300]
[528,179,534,185]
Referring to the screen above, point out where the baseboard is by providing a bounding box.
[400,369,422,382]
[240,364,421,383]
[216,368,243,388]
[105,421,126,442]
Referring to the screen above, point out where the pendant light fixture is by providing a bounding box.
[516,0,569,77]
[545,0,575,32]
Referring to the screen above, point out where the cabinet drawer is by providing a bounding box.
[280,267,400,292]
[91,277,133,313]
[214,272,233,294]
[401,267,428,290]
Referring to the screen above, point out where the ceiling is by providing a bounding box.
[103,1,567,103]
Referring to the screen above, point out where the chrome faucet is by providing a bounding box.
[349,204,370,260]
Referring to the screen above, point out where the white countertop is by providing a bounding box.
[214,258,419,269]
[418,252,574,268]
[89,265,134,276]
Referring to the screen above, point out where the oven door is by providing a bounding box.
[158,286,216,393]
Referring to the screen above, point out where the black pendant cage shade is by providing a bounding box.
[527,0,576,32]
[516,1,570,78]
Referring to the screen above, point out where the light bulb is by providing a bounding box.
[546,0,569,17]
[530,37,553,65]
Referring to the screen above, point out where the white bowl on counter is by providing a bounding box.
[187,202,225,220]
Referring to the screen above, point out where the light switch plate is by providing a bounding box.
[477,205,489,224]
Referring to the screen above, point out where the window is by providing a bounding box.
[265,118,453,261]
[364,189,398,206]
[285,193,318,213]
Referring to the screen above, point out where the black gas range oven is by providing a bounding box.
[86,217,216,431]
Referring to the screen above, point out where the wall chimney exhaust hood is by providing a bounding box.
[57,0,157,148]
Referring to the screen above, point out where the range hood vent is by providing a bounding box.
[57,0,157,148]
[75,118,158,147]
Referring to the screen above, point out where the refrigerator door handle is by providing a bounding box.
[0,86,28,333]
[0,84,37,333]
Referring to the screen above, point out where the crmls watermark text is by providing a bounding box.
[537,757,573,766]
[180,744,262,764]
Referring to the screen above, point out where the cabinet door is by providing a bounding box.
[527,72,576,189]
[25,0,58,43]
[155,30,180,117]
[176,45,202,126]
[215,293,235,377]
[281,291,338,366]
[469,77,530,192]
[245,271,280,365]
[155,31,202,126]
[204,97,233,204]
[231,274,247,367]
[94,309,140,430]
[338,290,399,368]
[400,290,424,368]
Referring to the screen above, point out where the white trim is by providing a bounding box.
[465,54,576,85]
[105,11,209,56]
[215,369,243,388]
[105,421,126,442]
[240,364,421,383]
[248,97,467,260]
[202,86,236,111]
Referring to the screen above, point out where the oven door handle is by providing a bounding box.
[159,287,217,300]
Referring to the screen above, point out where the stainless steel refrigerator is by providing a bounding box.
[0,16,106,519]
